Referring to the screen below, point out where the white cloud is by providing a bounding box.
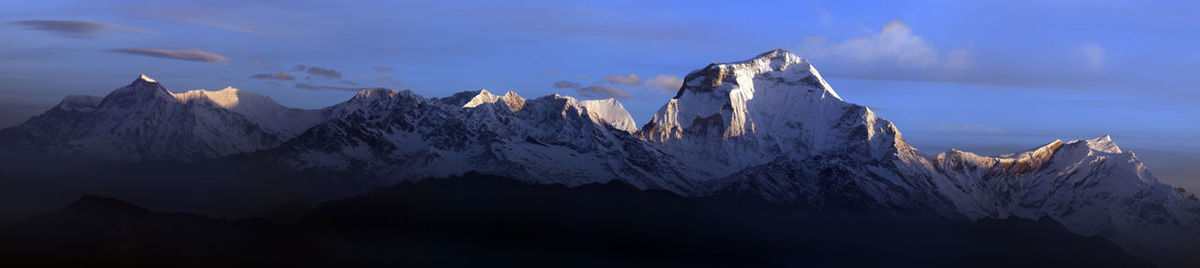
[645,74,683,91]
[806,6,833,27]
[800,20,969,71]
[1077,42,1105,71]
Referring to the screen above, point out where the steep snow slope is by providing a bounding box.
[630,49,949,214]
[638,49,910,180]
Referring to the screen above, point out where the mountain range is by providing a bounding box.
[1,49,1197,266]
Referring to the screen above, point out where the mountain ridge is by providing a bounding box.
[2,49,1197,266]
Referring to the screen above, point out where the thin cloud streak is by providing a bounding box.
[578,85,630,100]
[10,20,151,38]
[295,83,358,91]
[109,48,230,62]
[250,71,294,80]
[553,81,581,89]
[602,74,641,86]
[936,124,1004,135]
[133,5,263,35]
[373,66,394,73]
[305,66,342,79]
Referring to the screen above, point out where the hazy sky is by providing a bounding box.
[1,0,1197,189]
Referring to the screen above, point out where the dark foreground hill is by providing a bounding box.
[0,173,1153,267]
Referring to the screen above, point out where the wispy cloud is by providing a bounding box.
[248,61,266,66]
[936,124,1004,135]
[10,20,150,38]
[384,77,405,89]
[176,17,261,35]
[602,73,641,86]
[134,5,263,35]
[293,65,307,71]
[803,6,834,26]
[109,48,230,62]
[645,75,683,91]
[338,80,358,86]
[1077,42,1105,71]
[373,66,394,73]
[802,20,968,70]
[250,71,294,80]
[295,83,358,91]
[553,81,581,89]
[578,85,630,100]
[305,66,342,79]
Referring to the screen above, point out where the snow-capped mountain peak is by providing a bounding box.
[1080,134,1122,154]
[3,75,336,162]
[640,49,847,142]
[463,89,526,112]
[105,74,174,104]
[137,73,157,83]
[543,94,637,133]
[637,49,906,181]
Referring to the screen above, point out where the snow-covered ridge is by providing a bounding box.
[463,89,526,112]
[171,86,328,137]
[937,139,1065,175]
[446,89,636,132]
[5,52,1197,265]
[569,96,638,133]
[55,95,103,112]
[4,75,336,161]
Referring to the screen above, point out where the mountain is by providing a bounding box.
[2,50,1198,265]
[0,75,330,162]
[271,88,690,191]
[639,49,953,215]
[928,136,1200,263]
[631,50,1199,264]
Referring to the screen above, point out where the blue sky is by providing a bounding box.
[1,0,1197,189]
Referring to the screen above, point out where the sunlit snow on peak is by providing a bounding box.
[138,74,156,83]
